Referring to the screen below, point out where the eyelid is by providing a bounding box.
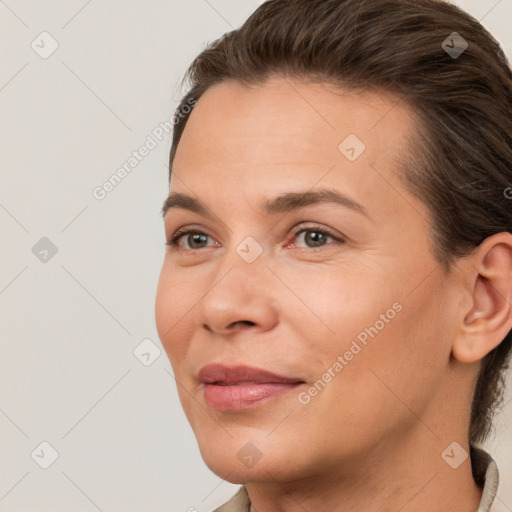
[167,225,219,249]
[287,223,345,248]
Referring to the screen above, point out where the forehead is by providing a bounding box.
[170,77,422,221]
[173,77,415,169]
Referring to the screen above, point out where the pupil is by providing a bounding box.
[190,233,207,248]
[306,231,325,247]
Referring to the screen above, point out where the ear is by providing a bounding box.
[452,232,512,363]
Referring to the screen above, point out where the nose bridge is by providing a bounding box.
[212,211,269,275]
[214,232,268,291]
[234,233,266,266]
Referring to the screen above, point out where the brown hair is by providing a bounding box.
[168,0,512,446]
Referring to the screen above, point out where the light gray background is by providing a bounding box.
[0,1,511,511]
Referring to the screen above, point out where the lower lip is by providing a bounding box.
[203,382,303,410]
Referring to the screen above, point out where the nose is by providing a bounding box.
[195,255,279,337]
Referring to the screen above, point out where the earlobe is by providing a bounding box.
[452,234,512,364]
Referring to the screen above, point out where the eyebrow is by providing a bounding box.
[161,189,370,220]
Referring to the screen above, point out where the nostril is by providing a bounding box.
[230,320,256,328]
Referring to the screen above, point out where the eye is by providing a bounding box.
[166,228,217,250]
[289,225,344,249]
[166,224,345,252]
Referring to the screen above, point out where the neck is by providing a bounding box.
[245,426,483,512]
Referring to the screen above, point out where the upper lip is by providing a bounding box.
[198,364,305,385]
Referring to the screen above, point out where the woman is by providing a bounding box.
[155,0,512,510]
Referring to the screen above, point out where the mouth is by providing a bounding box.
[198,364,306,410]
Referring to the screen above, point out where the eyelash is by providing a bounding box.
[166,224,345,251]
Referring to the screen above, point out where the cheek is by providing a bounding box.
[293,266,399,350]
[295,307,434,451]
[342,285,449,415]
[154,271,172,345]
[155,266,195,364]
[296,267,445,407]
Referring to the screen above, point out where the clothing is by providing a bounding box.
[212,445,499,512]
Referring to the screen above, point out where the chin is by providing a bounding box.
[198,440,305,484]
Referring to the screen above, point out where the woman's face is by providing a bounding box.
[155,78,465,482]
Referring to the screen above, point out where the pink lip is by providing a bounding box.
[198,364,305,411]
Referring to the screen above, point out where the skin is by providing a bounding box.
[155,77,512,512]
